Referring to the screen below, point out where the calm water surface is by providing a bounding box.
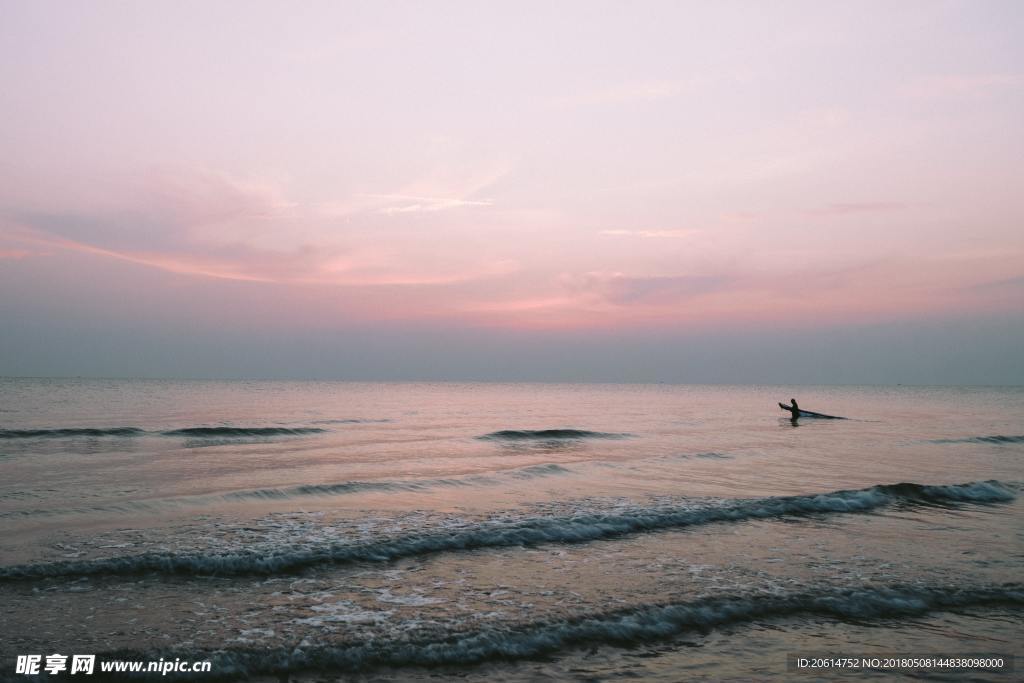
[1,379,1021,680]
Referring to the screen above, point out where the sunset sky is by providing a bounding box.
[1,1,1022,383]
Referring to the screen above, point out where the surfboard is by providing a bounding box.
[778,403,844,419]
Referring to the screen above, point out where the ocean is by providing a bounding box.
[0,378,1021,681]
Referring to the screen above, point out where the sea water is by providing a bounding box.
[0,379,1021,680]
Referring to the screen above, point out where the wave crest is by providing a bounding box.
[161,427,325,437]
[480,429,630,441]
[0,427,144,439]
[0,479,1012,581]
[82,583,1024,677]
[932,435,1024,445]
[0,426,328,440]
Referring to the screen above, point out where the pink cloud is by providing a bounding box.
[452,249,1024,331]
[10,224,518,287]
[3,161,1021,334]
[600,229,697,238]
[366,194,493,215]
[1,167,518,288]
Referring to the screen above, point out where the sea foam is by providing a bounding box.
[0,480,1012,581]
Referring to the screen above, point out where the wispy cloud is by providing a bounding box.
[9,222,519,287]
[0,168,513,288]
[8,226,341,283]
[367,194,493,214]
[600,229,697,238]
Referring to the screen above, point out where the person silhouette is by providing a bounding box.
[785,398,800,420]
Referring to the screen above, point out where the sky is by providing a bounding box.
[1,0,1022,383]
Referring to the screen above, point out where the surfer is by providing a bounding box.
[778,400,843,420]
[783,398,800,420]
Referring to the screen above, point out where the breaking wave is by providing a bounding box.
[161,427,325,437]
[0,427,144,439]
[480,429,630,441]
[0,479,1012,581]
[0,426,327,440]
[931,435,1024,445]
[69,583,1024,679]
